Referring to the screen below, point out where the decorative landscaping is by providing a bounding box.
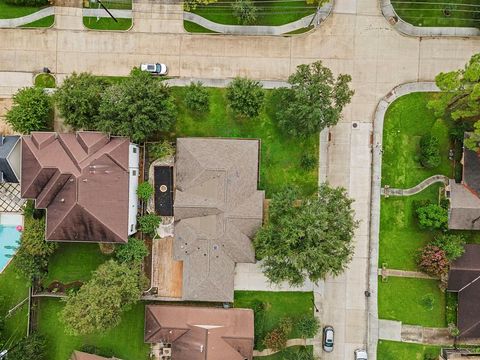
[391,0,480,28]
[377,340,442,359]
[378,277,446,328]
[173,87,319,197]
[36,298,149,360]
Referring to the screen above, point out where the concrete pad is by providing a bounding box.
[378,319,402,341]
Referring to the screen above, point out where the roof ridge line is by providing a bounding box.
[459,273,480,292]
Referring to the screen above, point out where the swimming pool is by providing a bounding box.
[0,225,21,273]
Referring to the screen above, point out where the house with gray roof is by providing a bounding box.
[0,135,20,183]
[173,138,264,302]
[447,133,480,230]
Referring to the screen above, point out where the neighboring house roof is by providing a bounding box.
[173,138,264,302]
[21,132,131,243]
[0,135,20,183]
[70,351,120,360]
[144,305,254,360]
[447,244,480,339]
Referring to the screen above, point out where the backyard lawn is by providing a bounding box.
[234,291,314,340]
[391,0,480,28]
[36,298,149,360]
[377,340,441,359]
[382,92,453,189]
[0,263,30,348]
[44,243,111,284]
[174,87,319,197]
[378,277,446,328]
[187,0,316,28]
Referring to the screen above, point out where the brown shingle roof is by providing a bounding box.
[144,305,254,360]
[173,138,264,302]
[70,351,118,360]
[21,132,131,243]
[448,244,480,339]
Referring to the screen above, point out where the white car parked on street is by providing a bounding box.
[140,63,168,76]
[354,349,368,360]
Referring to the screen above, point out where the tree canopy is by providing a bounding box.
[6,87,52,134]
[6,334,47,360]
[55,72,108,130]
[97,69,176,143]
[60,260,144,335]
[115,238,149,265]
[226,77,265,118]
[254,184,358,286]
[276,61,354,137]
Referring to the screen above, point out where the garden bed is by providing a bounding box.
[36,298,149,360]
[391,0,480,28]
[378,277,446,328]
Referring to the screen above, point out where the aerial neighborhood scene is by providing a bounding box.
[0,0,479,358]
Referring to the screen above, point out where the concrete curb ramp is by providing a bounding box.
[380,0,480,37]
[183,0,333,35]
[369,81,440,359]
[0,7,53,28]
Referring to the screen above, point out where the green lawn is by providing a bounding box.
[183,20,218,33]
[382,92,453,189]
[174,87,319,197]
[44,243,111,284]
[83,17,132,30]
[188,0,316,27]
[19,14,54,27]
[377,340,441,359]
[0,0,48,19]
[34,73,55,88]
[0,264,30,348]
[84,0,131,9]
[378,277,446,328]
[391,0,480,28]
[234,291,314,340]
[36,298,149,360]
[254,346,313,359]
[379,185,440,270]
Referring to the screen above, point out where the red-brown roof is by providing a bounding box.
[144,305,254,360]
[21,132,130,243]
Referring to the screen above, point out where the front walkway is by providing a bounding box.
[382,175,448,197]
[379,268,438,280]
[379,320,452,345]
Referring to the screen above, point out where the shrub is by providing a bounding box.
[263,327,287,351]
[21,217,57,257]
[137,182,154,202]
[138,214,161,237]
[296,315,320,338]
[149,141,174,161]
[419,135,441,168]
[300,153,317,171]
[6,333,47,360]
[232,0,257,25]
[416,203,448,230]
[226,77,264,118]
[278,317,293,336]
[184,82,209,113]
[418,245,450,277]
[252,300,267,350]
[13,247,48,281]
[431,233,465,261]
[115,238,149,265]
[6,87,52,134]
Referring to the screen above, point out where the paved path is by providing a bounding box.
[379,268,438,280]
[183,0,333,36]
[82,8,132,19]
[382,175,449,196]
[379,320,453,345]
[0,7,54,28]
[380,0,480,37]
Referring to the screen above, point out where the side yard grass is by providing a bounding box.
[0,264,30,347]
[44,243,111,284]
[391,0,480,28]
[173,87,319,197]
[36,298,149,360]
[377,340,442,359]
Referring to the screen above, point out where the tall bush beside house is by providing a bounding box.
[6,87,52,134]
[149,141,175,161]
[226,77,265,118]
[184,82,210,113]
[431,233,465,261]
[137,182,154,202]
[115,238,149,265]
[419,135,441,168]
[138,214,161,237]
[416,203,448,230]
[55,72,108,130]
[60,260,144,335]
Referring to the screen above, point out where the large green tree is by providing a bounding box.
[428,53,480,123]
[97,69,176,143]
[226,77,264,118]
[60,260,144,335]
[276,61,354,137]
[6,87,52,134]
[254,184,358,286]
[55,72,108,130]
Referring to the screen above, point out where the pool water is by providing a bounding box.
[0,225,21,273]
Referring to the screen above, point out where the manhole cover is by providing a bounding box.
[160,185,167,192]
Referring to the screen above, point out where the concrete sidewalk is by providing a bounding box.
[0,7,54,28]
